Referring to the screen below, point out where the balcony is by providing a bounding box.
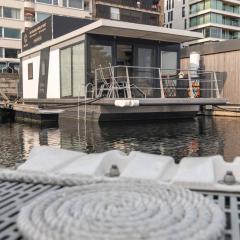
[95,0,160,12]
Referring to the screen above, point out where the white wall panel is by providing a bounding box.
[22,53,40,99]
[47,49,60,98]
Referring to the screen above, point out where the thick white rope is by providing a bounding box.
[17,180,225,240]
[0,169,104,186]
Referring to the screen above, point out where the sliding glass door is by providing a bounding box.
[60,47,72,97]
[72,43,85,97]
[60,41,85,98]
[135,46,155,97]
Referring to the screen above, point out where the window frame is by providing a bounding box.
[28,63,33,80]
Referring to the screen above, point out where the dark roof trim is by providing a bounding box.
[181,39,240,58]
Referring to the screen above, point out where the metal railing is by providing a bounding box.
[94,65,221,99]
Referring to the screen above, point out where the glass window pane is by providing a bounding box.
[36,12,51,22]
[68,0,83,9]
[72,43,85,97]
[63,0,67,7]
[90,45,112,74]
[0,48,3,58]
[5,48,20,58]
[36,0,52,4]
[4,28,21,39]
[111,7,120,20]
[3,7,20,19]
[60,47,72,97]
[28,63,33,80]
[161,51,178,75]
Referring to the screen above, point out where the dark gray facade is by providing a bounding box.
[94,0,161,26]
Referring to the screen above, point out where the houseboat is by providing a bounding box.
[18,16,226,121]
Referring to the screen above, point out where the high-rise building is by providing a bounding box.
[0,0,162,66]
[164,0,240,44]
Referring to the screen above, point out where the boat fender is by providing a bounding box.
[107,165,120,177]
[114,100,140,107]
[223,171,236,185]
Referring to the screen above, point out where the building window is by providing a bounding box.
[111,7,120,20]
[183,0,185,4]
[172,0,174,8]
[36,12,51,22]
[4,28,21,39]
[36,0,53,4]
[0,48,3,58]
[3,7,20,19]
[68,0,84,9]
[169,23,172,28]
[182,7,185,17]
[53,0,59,5]
[63,0,67,7]
[184,19,187,29]
[28,63,33,80]
[5,48,20,58]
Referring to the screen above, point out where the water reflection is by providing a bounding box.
[0,116,239,168]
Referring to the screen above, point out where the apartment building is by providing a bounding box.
[164,0,240,43]
[0,0,92,66]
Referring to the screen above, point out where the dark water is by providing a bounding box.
[0,116,240,168]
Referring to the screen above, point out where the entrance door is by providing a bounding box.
[135,46,155,97]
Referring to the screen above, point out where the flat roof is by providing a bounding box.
[19,19,203,58]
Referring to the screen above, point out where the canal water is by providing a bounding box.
[0,116,240,168]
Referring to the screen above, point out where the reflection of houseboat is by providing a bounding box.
[18,16,226,121]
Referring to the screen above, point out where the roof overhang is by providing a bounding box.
[89,19,203,43]
[19,19,203,58]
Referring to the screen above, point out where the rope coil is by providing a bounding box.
[17,180,225,240]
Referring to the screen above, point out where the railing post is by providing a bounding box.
[111,66,115,99]
[94,69,98,98]
[188,71,194,98]
[126,66,132,99]
[158,68,165,98]
[213,72,220,98]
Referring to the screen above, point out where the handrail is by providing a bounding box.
[95,65,217,74]
[94,65,221,100]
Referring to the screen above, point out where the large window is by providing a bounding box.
[60,48,72,97]
[60,42,85,98]
[4,28,21,39]
[36,0,53,4]
[3,7,20,19]
[69,0,84,8]
[161,51,178,75]
[90,45,112,74]
[5,48,20,58]
[72,43,85,97]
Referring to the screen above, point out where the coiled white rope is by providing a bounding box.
[17,180,225,240]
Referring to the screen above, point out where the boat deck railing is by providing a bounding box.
[94,65,222,99]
